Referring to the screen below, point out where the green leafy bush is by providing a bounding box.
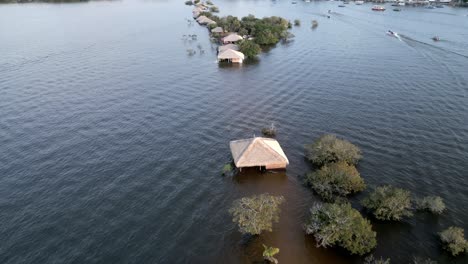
[439,226,468,256]
[416,196,445,214]
[306,134,362,166]
[222,163,233,175]
[262,244,279,264]
[305,161,365,201]
[362,185,413,221]
[209,6,219,13]
[229,193,284,235]
[239,40,262,59]
[304,202,377,255]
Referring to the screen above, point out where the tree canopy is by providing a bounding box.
[439,226,468,256]
[199,13,290,46]
[304,202,377,255]
[239,40,262,59]
[306,134,362,166]
[362,185,413,221]
[416,196,446,214]
[305,161,365,201]
[229,193,284,235]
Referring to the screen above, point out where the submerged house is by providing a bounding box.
[222,33,243,44]
[211,27,224,34]
[230,137,289,170]
[217,49,245,63]
[196,16,216,26]
[218,44,239,53]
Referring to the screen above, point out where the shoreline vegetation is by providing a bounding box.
[186,0,293,63]
[227,133,466,262]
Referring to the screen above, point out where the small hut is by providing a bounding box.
[196,16,216,25]
[217,49,245,63]
[229,137,289,170]
[222,33,243,44]
[218,44,239,53]
[211,27,224,34]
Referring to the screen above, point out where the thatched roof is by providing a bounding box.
[223,33,243,43]
[230,137,289,168]
[217,49,245,60]
[211,27,224,33]
[196,16,216,25]
[218,44,239,53]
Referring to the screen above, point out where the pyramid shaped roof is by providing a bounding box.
[229,137,289,168]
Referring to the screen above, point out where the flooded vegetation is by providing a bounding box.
[0,0,467,263]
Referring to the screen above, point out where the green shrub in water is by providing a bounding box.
[305,161,365,201]
[362,185,413,221]
[305,134,362,166]
[439,226,468,256]
[262,244,279,264]
[229,193,284,235]
[416,195,445,214]
[304,202,376,255]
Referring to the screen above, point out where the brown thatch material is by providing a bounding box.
[196,16,216,25]
[222,33,243,43]
[218,44,239,53]
[217,49,245,63]
[230,137,289,169]
[211,27,224,33]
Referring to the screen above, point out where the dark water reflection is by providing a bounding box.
[0,0,467,263]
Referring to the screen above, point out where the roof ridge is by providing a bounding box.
[257,138,288,163]
[236,138,256,165]
[237,137,287,165]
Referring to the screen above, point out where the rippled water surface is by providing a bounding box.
[0,1,467,263]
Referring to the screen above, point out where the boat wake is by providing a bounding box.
[398,34,468,59]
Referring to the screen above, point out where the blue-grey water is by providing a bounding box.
[0,1,467,263]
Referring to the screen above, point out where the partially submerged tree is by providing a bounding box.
[439,226,468,256]
[222,163,233,175]
[362,185,413,221]
[209,6,219,13]
[229,193,284,235]
[184,0,193,5]
[262,244,280,264]
[294,19,300,26]
[416,196,446,214]
[304,202,377,255]
[239,40,262,59]
[305,161,365,201]
[305,134,362,166]
[261,123,277,137]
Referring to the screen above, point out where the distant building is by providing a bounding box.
[211,27,224,34]
[229,137,289,169]
[218,44,239,53]
[217,49,245,63]
[222,33,243,44]
[196,16,216,25]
